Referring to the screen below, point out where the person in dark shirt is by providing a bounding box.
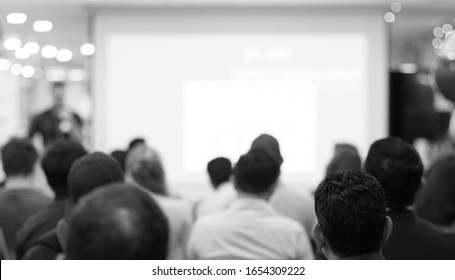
[364,137,455,259]
[28,82,83,147]
[15,140,87,259]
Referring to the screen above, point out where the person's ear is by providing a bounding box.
[312,223,326,249]
[382,216,393,243]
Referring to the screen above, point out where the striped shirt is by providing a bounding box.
[0,188,51,254]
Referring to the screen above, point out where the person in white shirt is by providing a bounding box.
[186,148,314,260]
[125,145,193,260]
[195,134,317,240]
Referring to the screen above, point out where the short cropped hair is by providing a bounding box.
[1,138,37,177]
[415,154,455,226]
[233,148,280,194]
[207,157,232,188]
[41,140,87,199]
[315,170,386,257]
[364,137,423,209]
[66,183,169,260]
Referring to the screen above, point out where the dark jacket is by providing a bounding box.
[383,209,455,260]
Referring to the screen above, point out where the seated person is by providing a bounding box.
[0,138,51,258]
[364,137,455,259]
[414,153,455,233]
[186,148,314,260]
[22,152,124,259]
[15,140,87,259]
[313,170,393,260]
[325,143,362,175]
[125,145,193,259]
[196,157,234,217]
[66,183,168,260]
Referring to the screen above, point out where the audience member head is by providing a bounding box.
[250,134,283,167]
[111,150,127,171]
[414,154,455,228]
[326,143,361,175]
[66,183,169,260]
[1,137,37,178]
[364,137,423,209]
[41,140,87,200]
[313,170,392,259]
[233,148,280,197]
[128,138,146,151]
[52,82,65,109]
[67,152,124,204]
[207,157,232,189]
[125,145,167,195]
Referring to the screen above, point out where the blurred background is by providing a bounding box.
[0,0,454,199]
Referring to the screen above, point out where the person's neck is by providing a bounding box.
[237,191,270,201]
[5,175,34,189]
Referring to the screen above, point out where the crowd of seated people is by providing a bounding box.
[0,134,454,260]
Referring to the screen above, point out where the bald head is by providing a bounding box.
[125,145,167,195]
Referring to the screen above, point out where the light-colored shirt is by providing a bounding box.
[152,194,194,260]
[196,181,316,238]
[187,197,314,260]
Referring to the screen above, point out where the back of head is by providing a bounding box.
[68,152,124,203]
[128,138,146,151]
[207,157,232,188]
[364,137,423,209]
[66,183,169,259]
[41,140,87,199]
[1,137,37,177]
[415,154,455,226]
[110,150,127,171]
[326,143,362,175]
[125,145,166,195]
[315,170,387,257]
[234,148,280,195]
[250,134,283,166]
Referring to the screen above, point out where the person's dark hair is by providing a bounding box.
[364,137,423,209]
[414,154,455,226]
[315,170,386,257]
[326,143,361,175]
[111,150,127,171]
[1,137,38,177]
[41,140,87,199]
[128,138,146,151]
[52,81,65,90]
[207,157,232,188]
[233,148,280,194]
[66,183,169,260]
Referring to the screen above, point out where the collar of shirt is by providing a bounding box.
[228,197,276,214]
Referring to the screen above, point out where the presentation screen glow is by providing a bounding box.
[95,11,387,198]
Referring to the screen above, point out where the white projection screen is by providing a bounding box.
[94,8,387,199]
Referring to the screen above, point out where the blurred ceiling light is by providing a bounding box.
[391,2,402,13]
[41,45,58,58]
[15,48,30,60]
[56,49,73,62]
[21,65,35,78]
[398,63,418,74]
[433,27,444,38]
[432,38,443,49]
[442,24,453,34]
[80,43,96,56]
[24,42,40,54]
[7,13,27,24]
[68,69,86,81]
[34,67,43,79]
[11,64,22,76]
[0,59,12,71]
[4,38,22,50]
[46,68,67,81]
[33,20,53,32]
[384,12,395,23]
